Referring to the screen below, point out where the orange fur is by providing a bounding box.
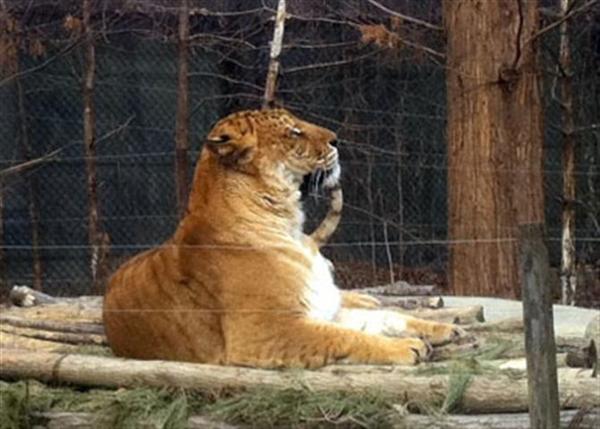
[103,109,461,369]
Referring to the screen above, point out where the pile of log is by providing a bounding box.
[1,285,598,428]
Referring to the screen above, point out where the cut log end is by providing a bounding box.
[566,339,597,369]
[9,285,57,307]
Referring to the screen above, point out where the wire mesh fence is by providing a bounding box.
[0,0,598,303]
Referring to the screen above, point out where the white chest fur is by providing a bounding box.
[305,252,342,321]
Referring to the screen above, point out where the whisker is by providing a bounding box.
[312,170,321,201]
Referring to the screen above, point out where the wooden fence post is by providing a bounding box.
[0,180,5,292]
[519,223,560,429]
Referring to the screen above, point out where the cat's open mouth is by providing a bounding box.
[300,163,341,198]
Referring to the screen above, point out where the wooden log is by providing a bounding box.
[31,411,242,429]
[483,355,566,371]
[0,315,104,335]
[5,289,449,320]
[0,324,107,346]
[2,293,458,326]
[6,306,102,323]
[4,298,593,369]
[542,336,592,356]
[9,285,57,307]
[399,408,600,429]
[2,349,598,413]
[398,305,484,324]
[0,332,81,353]
[52,296,102,307]
[371,295,444,309]
[432,338,481,361]
[478,354,580,371]
[318,354,572,375]
[519,223,560,428]
[566,339,597,369]
[3,304,475,333]
[434,332,596,362]
[0,334,583,384]
[358,282,438,296]
[5,289,102,309]
[466,317,523,333]
[32,412,242,429]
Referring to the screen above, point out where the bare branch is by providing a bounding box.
[0,39,82,88]
[188,72,264,92]
[528,0,599,43]
[284,49,382,74]
[359,24,445,59]
[364,0,443,32]
[189,33,258,49]
[96,116,135,145]
[573,123,600,134]
[0,149,61,179]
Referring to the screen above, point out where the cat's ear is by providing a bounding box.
[204,128,256,166]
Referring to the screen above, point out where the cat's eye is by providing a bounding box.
[290,127,303,137]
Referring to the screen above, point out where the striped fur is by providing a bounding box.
[103,108,463,369]
[309,184,342,248]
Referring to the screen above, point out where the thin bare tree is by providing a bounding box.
[175,0,190,219]
[16,63,43,291]
[82,0,107,294]
[263,0,286,108]
[558,0,577,305]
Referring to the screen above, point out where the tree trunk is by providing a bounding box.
[445,0,545,298]
[82,0,107,294]
[559,0,577,306]
[175,0,190,218]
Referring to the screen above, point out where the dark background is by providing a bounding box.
[0,0,598,302]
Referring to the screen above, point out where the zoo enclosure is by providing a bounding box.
[0,0,598,301]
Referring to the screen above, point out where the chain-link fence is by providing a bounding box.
[0,0,598,303]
